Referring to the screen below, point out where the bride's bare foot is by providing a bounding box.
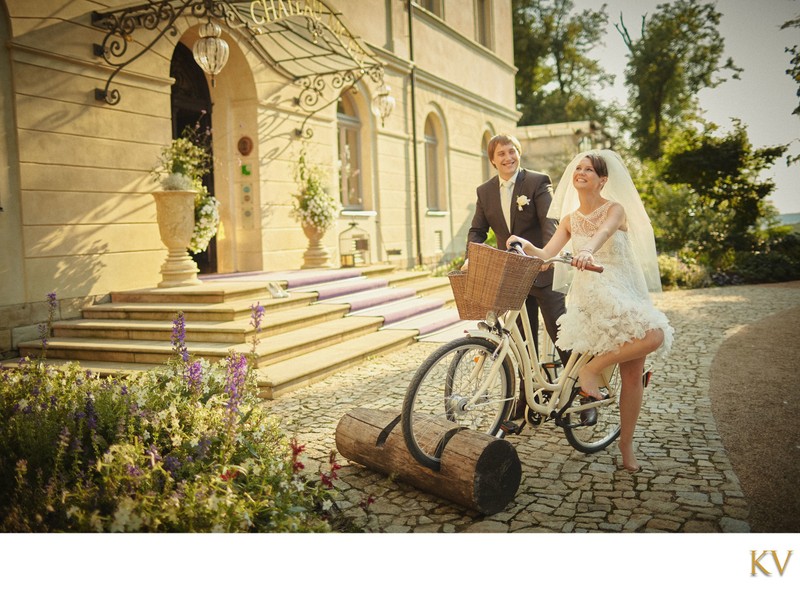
[578,367,602,400]
[618,440,641,472]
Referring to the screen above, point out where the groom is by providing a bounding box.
[463,133,568,370]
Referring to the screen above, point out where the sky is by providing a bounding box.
[573,0,800,214]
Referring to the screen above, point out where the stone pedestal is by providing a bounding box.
[301,223,333,269]
[152,190,202,287]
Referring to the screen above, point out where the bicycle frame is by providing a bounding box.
[401,253,622,469]
[461,289,616,425]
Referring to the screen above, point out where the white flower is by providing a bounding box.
[517,196,530,211]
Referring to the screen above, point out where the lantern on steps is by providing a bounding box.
[339,221,371,267]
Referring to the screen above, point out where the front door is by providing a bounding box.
[170,42,217,274]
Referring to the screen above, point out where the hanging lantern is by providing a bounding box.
[192,21,229,87]
[371,84,395,126]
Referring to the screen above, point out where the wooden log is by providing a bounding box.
[335,407,521,515]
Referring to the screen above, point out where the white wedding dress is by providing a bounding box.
[555,201,674,356]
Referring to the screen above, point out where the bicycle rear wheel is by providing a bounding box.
[401,336,514,470]
[562,364,621,453]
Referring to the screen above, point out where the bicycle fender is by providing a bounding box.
[464,328,520,379]
[464,328,500,343]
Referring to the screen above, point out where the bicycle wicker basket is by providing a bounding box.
[448,242,543,320]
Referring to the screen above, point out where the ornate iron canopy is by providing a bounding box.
[91,0,390,134]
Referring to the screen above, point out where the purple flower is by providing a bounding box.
[250,302,265,355]
[126,464,143,477]
[163,455,182,477]
[171,311,189,363]
[194,437,211,459]
[85,397,97,431]
[186,360,203,394]
[250,302,265,331]
[224,353,249,418]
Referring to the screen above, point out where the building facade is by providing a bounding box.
[0,0,522,357]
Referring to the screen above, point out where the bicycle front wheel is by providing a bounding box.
[401,336,514,470]
[562,364,622,454]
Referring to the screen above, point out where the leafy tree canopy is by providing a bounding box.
[514,0,613,126]
[644,120,787,263]
[616,0,741,160]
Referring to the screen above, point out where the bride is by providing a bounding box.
[508,149,674,472]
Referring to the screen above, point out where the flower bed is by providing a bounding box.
[0,309,341,533]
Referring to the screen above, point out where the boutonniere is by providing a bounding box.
[516,196,530,211]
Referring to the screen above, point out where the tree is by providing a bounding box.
[616,0,741,160]
[782,13,800,165]
[647,121,788,266]
[513,0,613,126]
[782,13,800,118]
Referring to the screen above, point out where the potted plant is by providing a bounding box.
[151,123,220,286]
[291,149,340,268]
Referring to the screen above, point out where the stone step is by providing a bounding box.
[82,292,318,322]
[257,329,418,398]
[350,295,447,325]
[18,337,236,365]
[382,307,463,337]
[6,265,466,400]
[202,264,396,289]
[253,315,383,365]
[110,281,273,305]
[51,318,251,343]
[324,286,418,312]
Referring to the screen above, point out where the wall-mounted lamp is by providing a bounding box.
[371,84,395,126]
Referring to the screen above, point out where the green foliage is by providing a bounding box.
[0,352,339,533]
[660,121,787,262]
[782,14,800,118]
[657,254,711,289]
[730,232,800,284]
[513,0,613,126]
[292,148,339,232]
[152,120,220,252]
[616,0,741,159]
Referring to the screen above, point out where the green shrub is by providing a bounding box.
[732,250,799,284]
[0,307,341,533]
[658,254,712,289]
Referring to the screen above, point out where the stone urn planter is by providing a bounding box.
[301,222,333,269]
[152,190,202,287]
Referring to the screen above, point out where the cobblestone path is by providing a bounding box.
[263,282,800,533]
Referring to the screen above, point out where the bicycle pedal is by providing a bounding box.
[499,420,525,436]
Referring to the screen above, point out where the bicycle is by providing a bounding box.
[401,243,650,471]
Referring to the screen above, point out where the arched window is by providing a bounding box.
[481,131,493,182]
[337,92,363,210]
[424,115,443,211]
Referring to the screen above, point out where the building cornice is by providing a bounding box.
[368,44,520,122]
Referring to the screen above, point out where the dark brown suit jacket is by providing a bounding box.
[467,168,557,288]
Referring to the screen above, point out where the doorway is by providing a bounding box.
[170,42,217,274]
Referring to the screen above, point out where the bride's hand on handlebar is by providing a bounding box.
[573,249,596,271]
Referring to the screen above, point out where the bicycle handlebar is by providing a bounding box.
[508,242,604,273]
